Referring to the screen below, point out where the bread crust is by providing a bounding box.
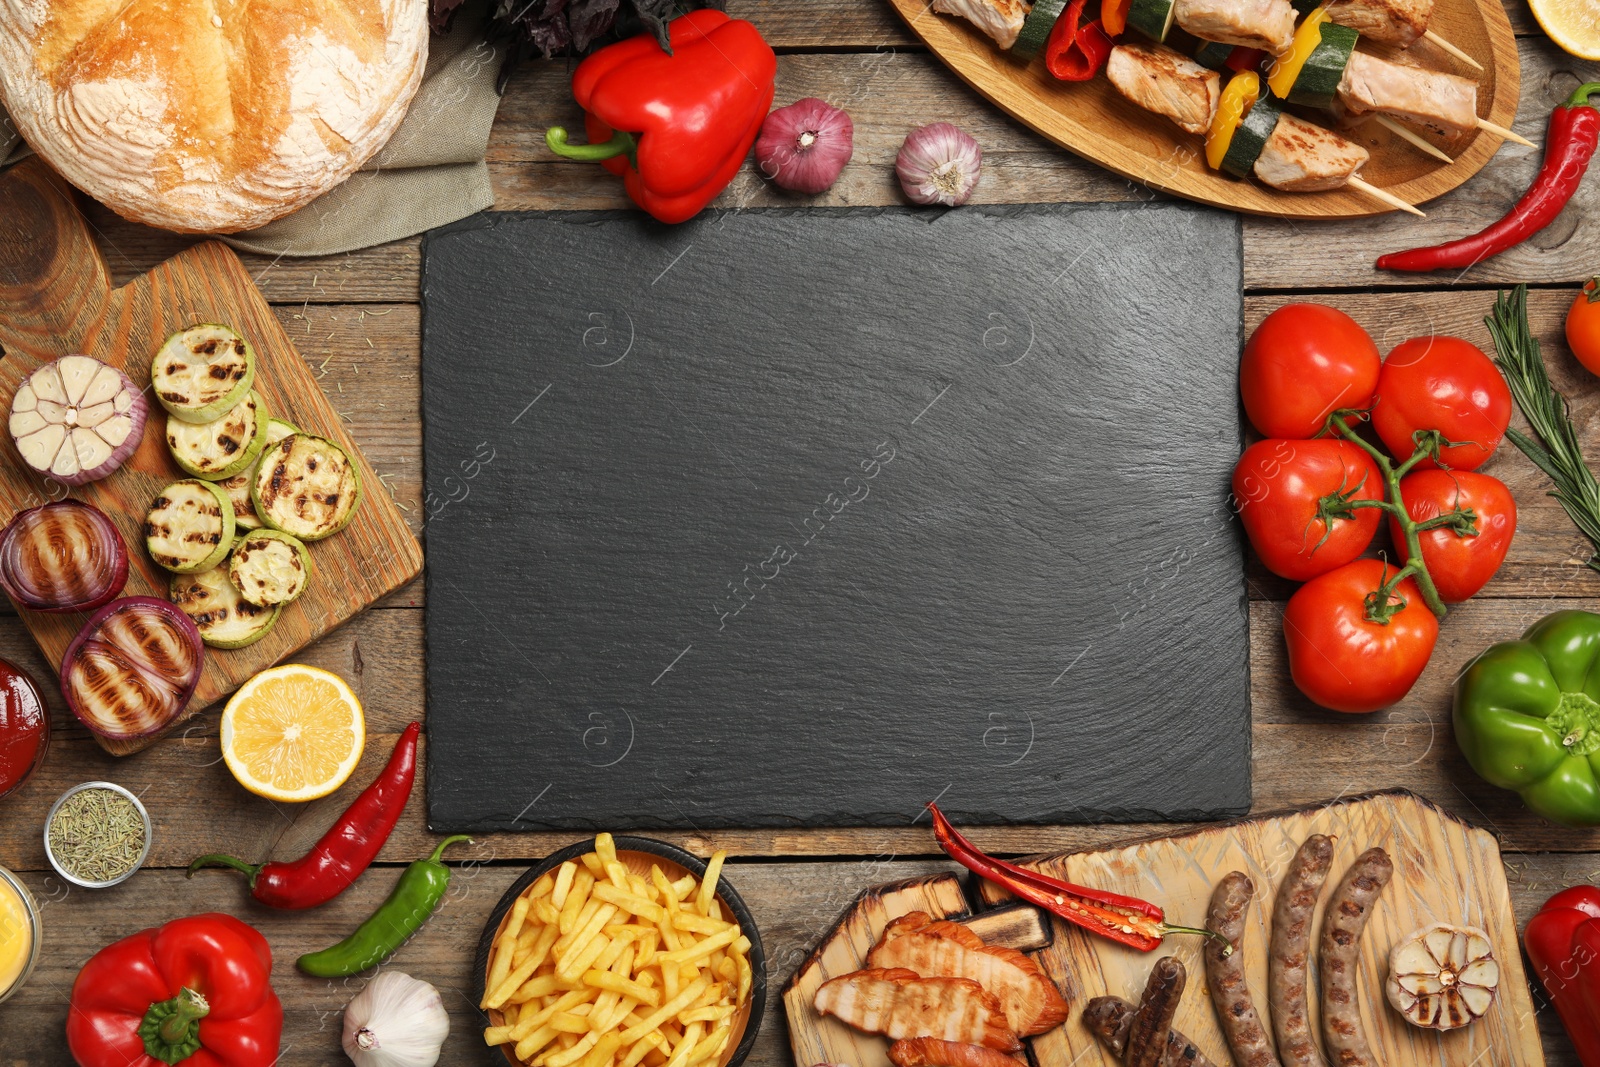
[0,0,428,233]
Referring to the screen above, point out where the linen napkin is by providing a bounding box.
[0,5,502,257]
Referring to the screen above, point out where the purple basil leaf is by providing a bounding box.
[429,0,469,34]
[569,0,622,50]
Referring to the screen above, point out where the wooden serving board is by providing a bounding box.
[0,159,423,755]
[888,0,1520,217]
[784,790,1544,1067]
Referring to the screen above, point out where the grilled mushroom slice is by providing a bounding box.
[166,390,268,481]
[1385,923,1499,1030]
[151,324,256,424]
[252,433,362,541]
[170,565,281,649]
[228,528,312,607]
[221,419,299,530]
[145,479,235,573]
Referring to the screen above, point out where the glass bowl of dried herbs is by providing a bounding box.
[43,781,151,888]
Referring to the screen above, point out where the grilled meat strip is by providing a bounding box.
[867,912,1070,1037]
[814,968,1023,1051]
[1325,0,1432,46]
[1338,50,1478,135]
[888,1038,1024,1067]
[1253,112,1370,191]
[931,0,1030,48]
[1175,0,1297,54]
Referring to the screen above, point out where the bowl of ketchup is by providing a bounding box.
[0,658,47,802]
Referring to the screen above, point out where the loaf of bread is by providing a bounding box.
[0,0,428,233]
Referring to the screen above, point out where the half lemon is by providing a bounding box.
[221,664,365,802]
[1529,0,1600,59]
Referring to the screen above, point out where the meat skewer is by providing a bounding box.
[1107,43,1423,214]
[1322,0,1482,69]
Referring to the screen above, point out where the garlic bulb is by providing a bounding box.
[896,123,983,207]
[1385,923,1499,1030]
[343,971,449,1067]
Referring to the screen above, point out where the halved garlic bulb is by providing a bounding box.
[9,356,147,485]
[1385,923,1499,1030]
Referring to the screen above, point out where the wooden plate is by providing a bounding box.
[0,159,423,755]
[887,0,1520,217]
[473,837,768,1067]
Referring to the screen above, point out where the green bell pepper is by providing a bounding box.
[1454,609,1600,827]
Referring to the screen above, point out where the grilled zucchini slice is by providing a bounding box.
[252,433,362,542]
[228,528,312,607]
[152,324,256,424]
[221,418,299,530]
[166,390,268,481]
[146,479,235,573]
[170,565,280,648]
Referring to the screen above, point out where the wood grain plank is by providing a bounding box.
[0,161,424,754]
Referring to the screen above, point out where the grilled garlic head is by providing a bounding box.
[1385,923,1499,1030]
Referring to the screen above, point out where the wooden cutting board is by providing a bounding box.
[0,159,423,755]
[888,0,1519,218]
[783,790,1544,1067]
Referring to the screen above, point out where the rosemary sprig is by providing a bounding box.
[1486,285,1600,573]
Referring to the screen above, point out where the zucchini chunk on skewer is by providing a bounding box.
[1011,0,1071,59]
[228,528,312,607]
[166,391,268,481]
[152,324,256,425]
[146,479,235,573]
[1128,0,1179,42]
[253,433,362,541]
[1207,72,1286,178]
[1268,6,1358,108]
[170,565,280,649]
[221,419,300,531]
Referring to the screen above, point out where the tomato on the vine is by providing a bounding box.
[1371,336,1511,470]
[1389,470,1516,602]
[1233,438,1383,581]
[1568,277,1600,376]
[1240,304,1381,439]
[1282,558,1439,714]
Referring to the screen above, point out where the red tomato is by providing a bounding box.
[1240,303,1381,439]
[1282,558,1439,714]
[1233,438,1384,580]
[1371,336,1511,470]
[1568,278,1600,376]
[1388,470,1516,602]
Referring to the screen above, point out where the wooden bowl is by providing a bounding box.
[474,837,767,1067]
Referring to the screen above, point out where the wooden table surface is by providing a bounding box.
[3,2,1600,1062]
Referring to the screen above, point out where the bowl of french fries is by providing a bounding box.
[476,833,766,1067]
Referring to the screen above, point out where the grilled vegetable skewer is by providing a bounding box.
[1108,44,1422,213]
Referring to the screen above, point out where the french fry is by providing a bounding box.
[621,1031,667,1067]
[514,973,566,1004]
[557,899,604,956]
[528,870,557,899]
[595,882,668,923]
[535,896,562,927]
[687,1024,732,1066]
[595,832,619,866]
[585,969,663,1007]
[559,870,597,935]
[659,926,738,966]
[516,988,596,1040]
[731,936,750,956]
[580,1031,624,1067]
[663,1021,704,1067]
[661,959,680,1001]
[548,1031,600,1067]
[670,911,731,936]
[491,922,562,1010]
[606,860,631,890]
[559,932,613,983]
[635,929,660,969]
[552,860,579,909]
[695,853,725,917]
[559,904,620,970]
[620,976,711,1044]
[678,1005,736,1025]
[581,852,605,876]
[486,1024,518,1046]
[651,866,679,912]
[670,874,696,900]
[735,956,751,1005]
[484,897,532,1007]
[515,1024,561,1063]
[553,1012,592,1034]
[714,957,736,983]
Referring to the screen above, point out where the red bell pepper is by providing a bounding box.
[1525,886,1600,1067]
[1044,0,1113,82]
[545,10,776,224]
[66,913,282,1067]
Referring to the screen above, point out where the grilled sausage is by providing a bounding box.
[1081,996,1219,1067]
[1127,957,1187,1067]
[1270,836,1334,1067]
[1204,872,1282,1067]
[1319,848,1393,1067]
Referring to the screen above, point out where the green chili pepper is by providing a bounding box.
[297,835,472,977]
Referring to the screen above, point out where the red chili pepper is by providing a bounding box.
[1524,885,1600,1067]
[544,10,776,224]
[1044,0,1113,83]
[187,722,420,909]
[1377,83,1600,273]
[928,803,1225,953]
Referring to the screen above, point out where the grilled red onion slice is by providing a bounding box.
[61,596,203,740]
[9,355,147,485]
[0,501,129,613]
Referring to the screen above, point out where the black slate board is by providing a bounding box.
[421,204,1249,832]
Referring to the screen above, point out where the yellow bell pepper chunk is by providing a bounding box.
[1206,71,1261,171]
[1268,6,1330,99]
